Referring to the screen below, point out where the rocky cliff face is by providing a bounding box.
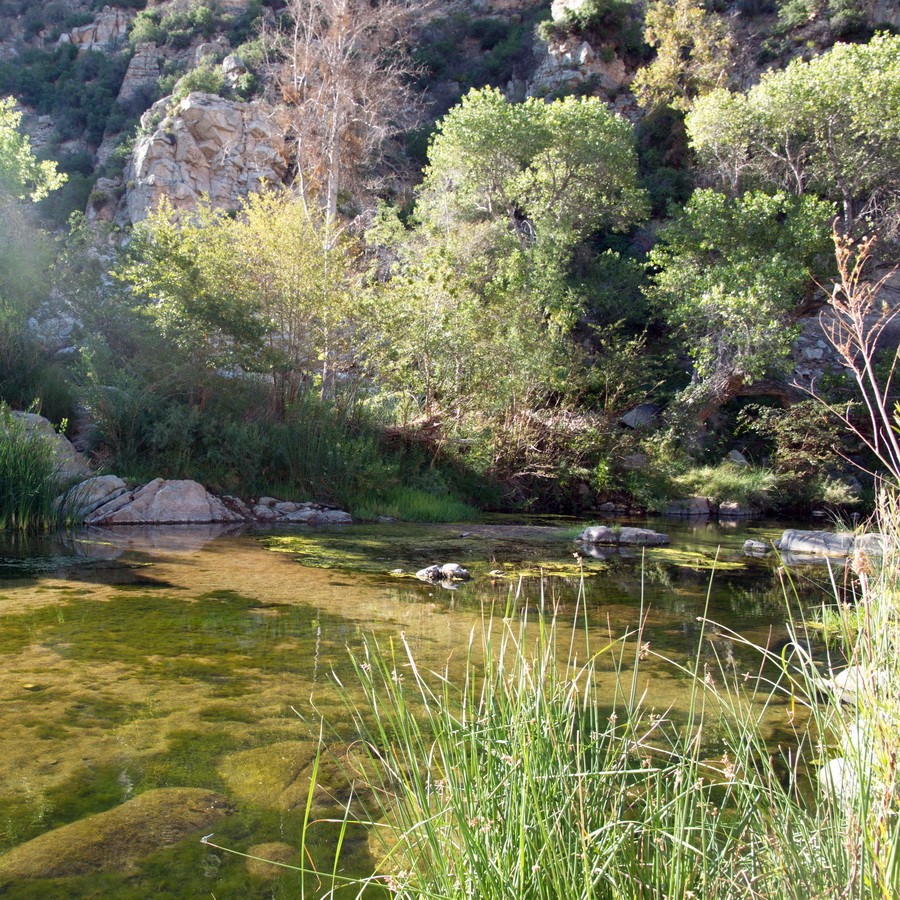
[124,92,289,223]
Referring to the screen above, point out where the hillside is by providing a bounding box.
[1,0,899,519]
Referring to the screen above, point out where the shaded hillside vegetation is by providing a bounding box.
[0,0,898,519]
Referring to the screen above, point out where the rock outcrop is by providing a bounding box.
[63,7,133,51]
[530,35,627,98]
[125,93,288,223]
[0,788,231,879]
[89,478,244,525]
[116,43,161,108]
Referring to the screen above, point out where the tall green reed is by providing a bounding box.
[0,404,73,531]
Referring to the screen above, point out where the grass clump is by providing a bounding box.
[0,404,71,532]
[672,461,779,507]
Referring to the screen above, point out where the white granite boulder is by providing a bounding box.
[89,479,245,525]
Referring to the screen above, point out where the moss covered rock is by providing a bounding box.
[0,787,232,880]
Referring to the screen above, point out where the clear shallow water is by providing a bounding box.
[0,517,835,898]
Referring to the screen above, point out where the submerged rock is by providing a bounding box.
[0,788,231,879]
[246,842,296,879]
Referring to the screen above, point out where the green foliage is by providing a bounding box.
[688,33,900,237]
[130,1,232,49]
[165,59,226,104]
[421,87,647,245]
[412,8,547,94]
[537,0,644,56]
[0,404,71,532]
[0,98,66,202]
[0,47,130,144]
[633,0,734,111]
[672,461,780,506]
[778,0,869,38]
[649,190,835,396]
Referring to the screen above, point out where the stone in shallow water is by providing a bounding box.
[0,788,231,879]
[246,842,296,879]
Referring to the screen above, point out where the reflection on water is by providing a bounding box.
[0,518,837,898]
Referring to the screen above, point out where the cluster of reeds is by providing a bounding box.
[0,404,70,531]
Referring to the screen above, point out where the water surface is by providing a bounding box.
[0,517,837,898]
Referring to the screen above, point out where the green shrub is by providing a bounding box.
[672,462,780,507]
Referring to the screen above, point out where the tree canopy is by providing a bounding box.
[649,189,835,411]
[688,33,900,237]
[418,87,647,247]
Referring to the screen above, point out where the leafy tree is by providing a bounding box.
[632,0,734,112]
[364,211,572,430]
[117,191,355,408]
[0,97,66,202]
[688,33,900,237]
[648,189,835,416]
[419,87,647,249]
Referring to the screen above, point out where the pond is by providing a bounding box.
[0,516,840,898]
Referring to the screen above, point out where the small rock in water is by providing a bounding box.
[742,540,769,557]
[415,563,470,582]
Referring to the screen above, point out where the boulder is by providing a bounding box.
[576,525,617,544]
[774,530,855,556]
[55,475,129,522]
[618,404,661,430]
[125,93,288,224]
[222,55,248,85]
[719,501,753,518]
[726,450,749,466]
[309,509,353,525]
[576,526,669,546]
[440,563,471,581]
[7,412,91,482]
[617,527,670,546]
[416,563,471,582]
[89,478,246,525]
[742,539,769,557]
[666,497,710,517]
[0,788,230,879]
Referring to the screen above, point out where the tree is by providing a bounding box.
[418,87,647,249]
[117,191,355,409]
[687,33,900,238]
[648,189,835,417]
[0,97,66,202]
[632,0,734,112]
[270,0,424,226]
